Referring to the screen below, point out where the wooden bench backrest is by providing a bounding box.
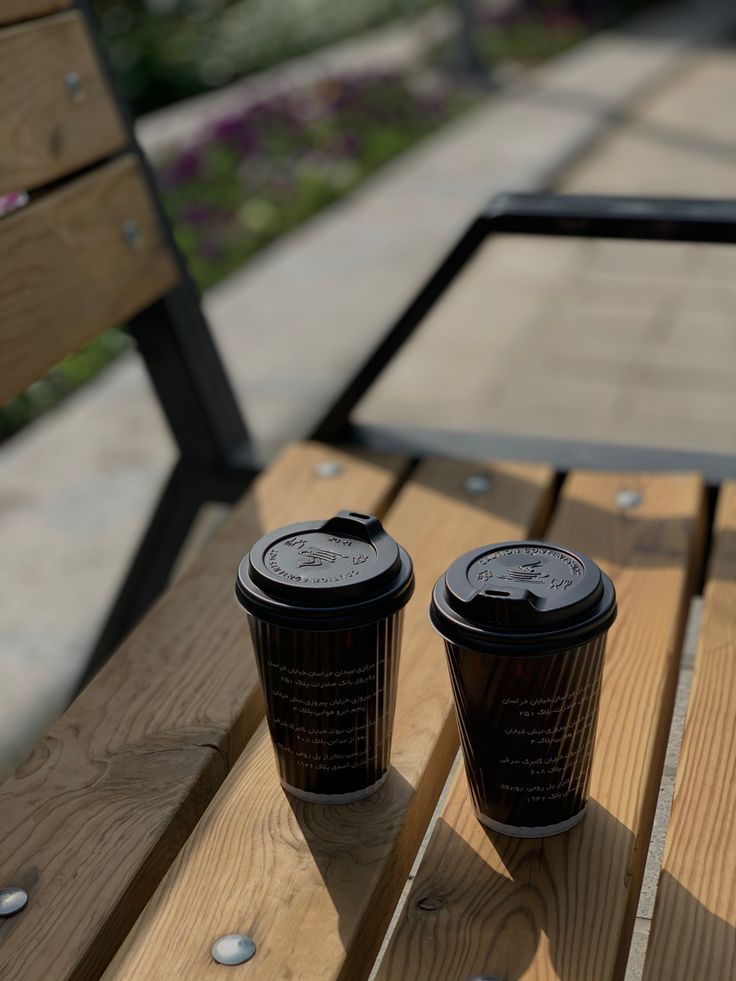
[0,0,178,405]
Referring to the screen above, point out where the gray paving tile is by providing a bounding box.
[624,916,653,981]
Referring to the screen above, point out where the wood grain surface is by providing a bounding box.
[0,154,177,404]
[104,459,555,980]
[643,482,736,980]
[0,12,125,192]
[376,471,706,981]
[0,443,406,981]
[0,0,70,26]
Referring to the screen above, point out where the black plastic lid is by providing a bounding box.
[430,540,616,655]
[236,510,414,629]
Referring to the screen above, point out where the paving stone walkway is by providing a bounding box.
[358,47,736,459]
[1,0,734,797]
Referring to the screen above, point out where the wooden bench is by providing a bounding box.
[1,440,734,979]
[3,4,736,979]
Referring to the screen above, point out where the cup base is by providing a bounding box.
[281,771,388,804]
[475,805,586,838]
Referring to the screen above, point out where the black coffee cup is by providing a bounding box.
[431,541,616,837]
[236,510,414,803]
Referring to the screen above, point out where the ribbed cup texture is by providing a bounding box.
[444,634,608,830]
[248,612,404,798]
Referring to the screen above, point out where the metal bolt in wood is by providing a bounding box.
[617,489,642,509]
[0,887,28,917]
[64,71,85,103]
[315,460,343,478]
[121,219,143,250]
[464,473,492,495]
[211,934,256,965]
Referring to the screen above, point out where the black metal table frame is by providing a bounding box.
[313,192,736,484]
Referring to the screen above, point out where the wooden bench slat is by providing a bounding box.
[375,471,706,981]
[0,0,70,26]
[103,459,555,980]
[0,13,126,192]
[0,154,177,404]
[0,443,406,981]
[643,482,736,981]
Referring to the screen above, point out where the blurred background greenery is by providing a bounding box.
[95,0,650,115]
[96,0,436,113]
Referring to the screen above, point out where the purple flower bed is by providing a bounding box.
[157,70,474,289]
[157,1,601,290]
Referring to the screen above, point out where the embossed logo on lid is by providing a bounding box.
[236,510,414,627]
[430,540,617,655]
[263,532,374,587]
[468,545,586,599]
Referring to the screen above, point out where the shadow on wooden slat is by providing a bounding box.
[283,765,417,970]
[410,460,718,578]
[643,871,736,981]
[372,797,735,981]
[404,457,557,543]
